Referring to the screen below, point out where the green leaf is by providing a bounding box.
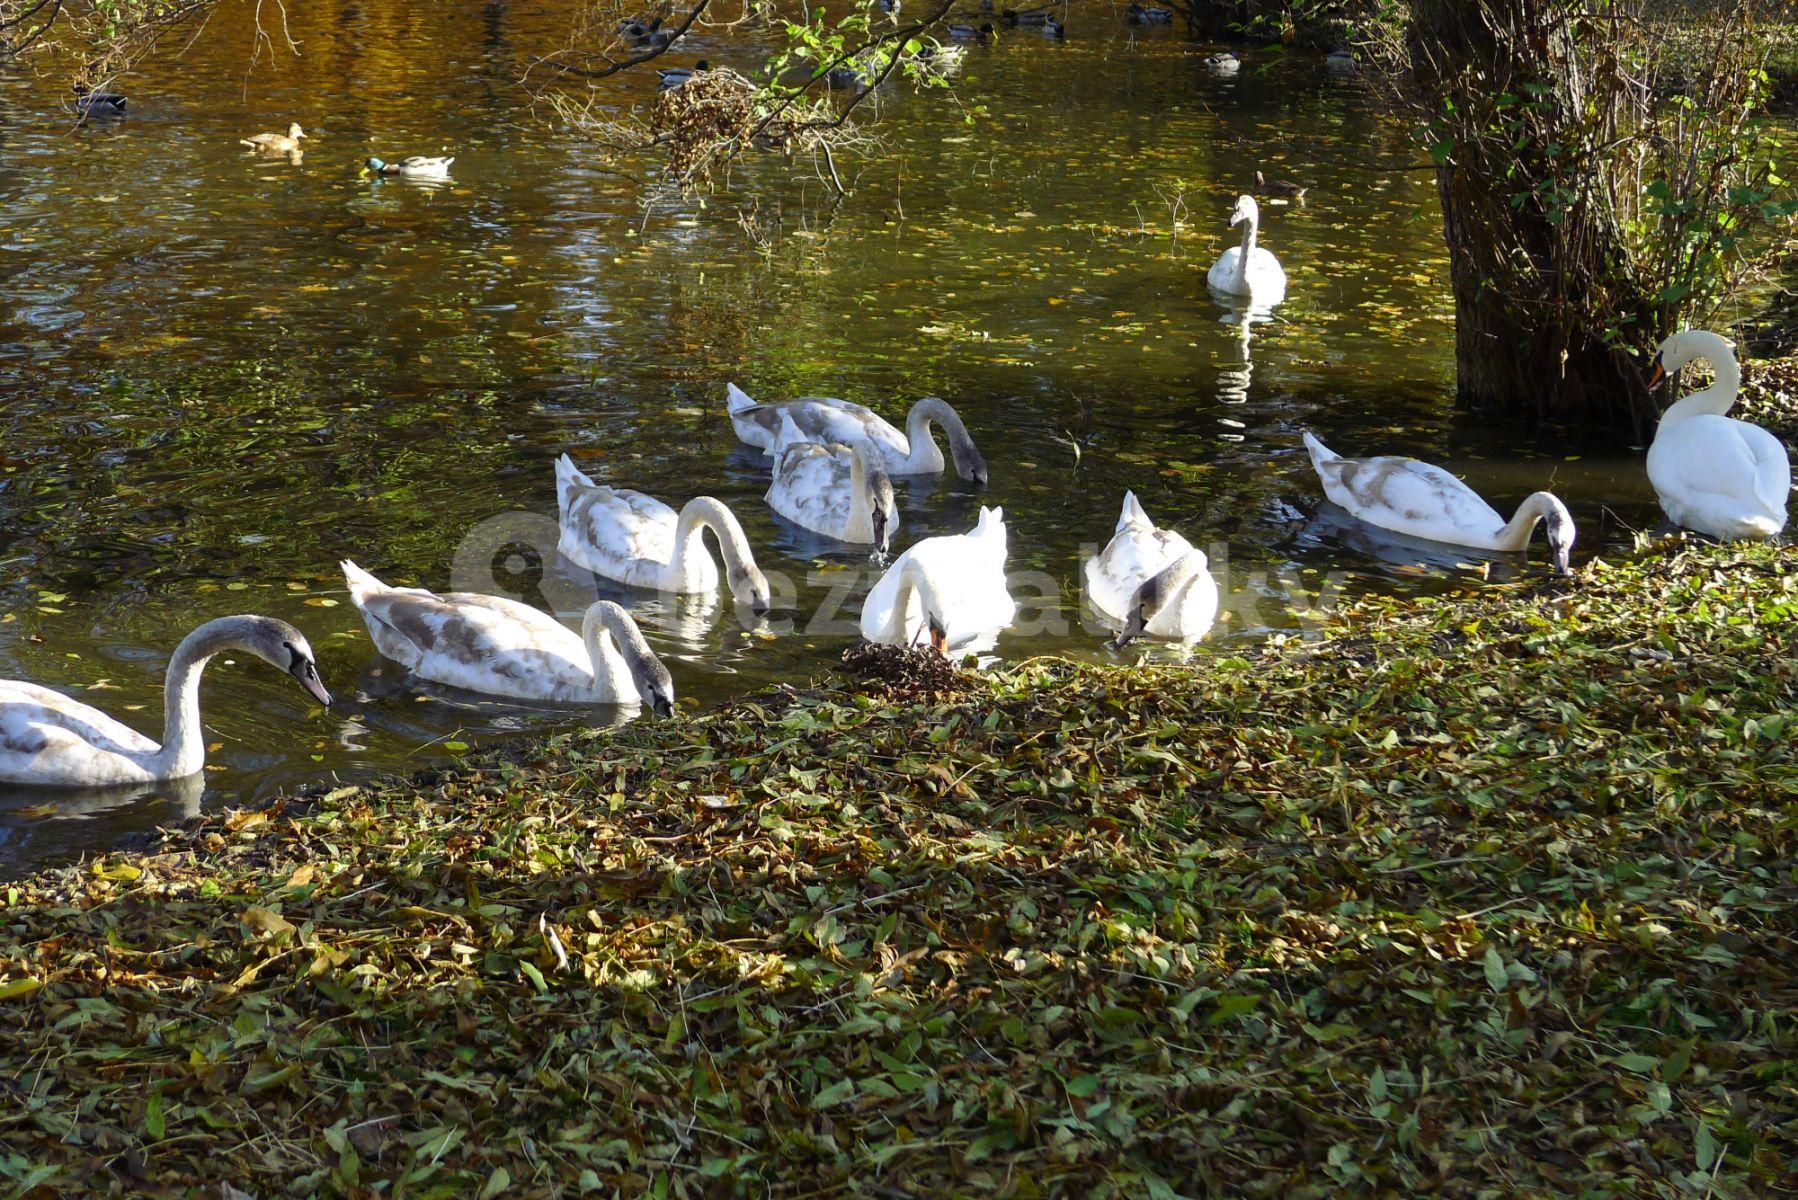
[1483,946,1507,992]
[813,1078,854,1108]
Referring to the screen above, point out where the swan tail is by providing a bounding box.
[340,559,386,605]
[1301,430,1337,469]
[1118,491,1150,532]
[726,382,756,415]
[556,453,595,513]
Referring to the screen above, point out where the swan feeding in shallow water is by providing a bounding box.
[342,562,675,713]
[555,455,772,610]
[0,616,330,788]
[860,507,1015,651]
[765,414,899,554]
[1206,194,1285,304]
[727,383,988,483]
[1084,493,1218,646]
[1645,329,1789,541]
[1303,432,1575,574]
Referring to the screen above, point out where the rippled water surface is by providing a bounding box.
[0,1,1661,873]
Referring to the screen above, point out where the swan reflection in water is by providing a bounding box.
[1294,501,1536,581]
[0,772,204,876]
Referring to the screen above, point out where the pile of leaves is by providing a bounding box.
[838,641,969,701]
[2,542,1796,1197]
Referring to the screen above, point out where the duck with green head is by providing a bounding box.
[364,155,455,180]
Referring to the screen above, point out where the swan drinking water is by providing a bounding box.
[341,562,675,713]
[0,616,331,788]
[1206,194,1286,304]
[726,383,989,483]
[555,455,773,610]
[765,414,899,554]
[1303,432,1575,574]
[860,506,1014,651]
[1083,493,1218,646]
[1645,329,1789,541]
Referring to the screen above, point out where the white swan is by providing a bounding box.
[1303,432,1575,574]
[860,506,1015,650]
[0,616,331,788]
[1206,194,1286,304]
[555,455,772,610]
[341,561,674,713]
[1646,330,1789,541]
[1083,493,1218,645]
[765,414,899,553]
[726,383,988,483]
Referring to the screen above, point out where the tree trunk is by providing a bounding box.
[1408,0,1663,440]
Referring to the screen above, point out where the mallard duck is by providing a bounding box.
[0,617,329,787]
[72,86,127,117]
[241,123,307,153]
[1040,15,1065,36]
[947,22,995,39]
[364,155,455,180]
[658,61,709,89]
[1083,493,1217,646]
[1255,170,1306,201]
[860,507,1014,651]
[1203,50,1241,74]
[1326,49,1357,73]
[765,415,898,554]
[1646,330,1789,540]
[727,384,988,483]
[1127,4,1173,24]
[341,562,674,712]
[1207,194,1286,303]
[1303,432,1575,573]
[1001,8,1050,25]
[555,455,772,609]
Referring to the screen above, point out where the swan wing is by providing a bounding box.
[1206,247,1243,293]
[558,484,679,575]
[354,589,595,700]
[736,398,908,460]
[1325,456,1505,547]
[767,443,854,538]
[0,682,160,786]
[1085,526,1193,618]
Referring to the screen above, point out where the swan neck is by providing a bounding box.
[1663,346,1741,424]
[153,618,249,778]
[1494,493,1555,551]
[675,497,753,583]
[580,605,630,695]
[904,398,956,473]
[889,561,944,643]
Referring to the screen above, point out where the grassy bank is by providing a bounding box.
[2,543,1796,1197]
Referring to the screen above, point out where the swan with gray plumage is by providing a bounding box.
[1645,330,1789,541]
[727,383,988,483]
[555,455,772,609]
[765,414,899,554]
[1303,432,1575,573]
[0,616,331,788]
[1083,492,1218,646]
[341,561,674,713]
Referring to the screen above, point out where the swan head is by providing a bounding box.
[1537,493,1576,576]
[729,559,773,614]
[863,456,897,556]
[1648,329,1734,390]
[239,617,333,707]
[1228,194,1259,228]
[630,649,677,720]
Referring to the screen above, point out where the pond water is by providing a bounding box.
[0,1,1661,875]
